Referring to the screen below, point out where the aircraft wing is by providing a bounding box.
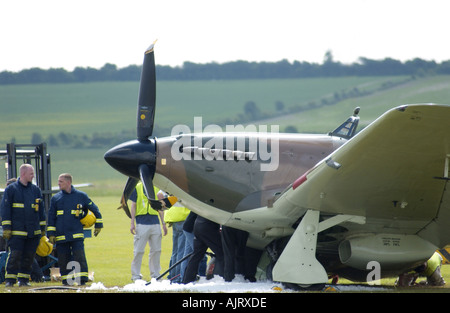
[273,104,450,225]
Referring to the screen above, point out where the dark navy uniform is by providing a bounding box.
[47,186,103,285]
[182,216,224,284]
[0,178,46,285]
[221,225,249,282]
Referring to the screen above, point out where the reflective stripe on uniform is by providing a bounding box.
[61,271,89,281]
[5,273,17,280]
[11,231,27,236]
[17,273,30,280]
[73,233,84,239]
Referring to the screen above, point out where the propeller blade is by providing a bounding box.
[138,163,156,200]
[117,177,139,218]
[137,40,157,141]
[138,163,176,211]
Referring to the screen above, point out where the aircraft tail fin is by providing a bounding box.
[329,107,360,139]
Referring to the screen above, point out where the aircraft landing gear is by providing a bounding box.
[266,248,325,291]
[271,210,329,288]
[266,210,365,291]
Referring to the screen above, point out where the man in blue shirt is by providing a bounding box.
[130,182,167,281]
[47,173,103,286]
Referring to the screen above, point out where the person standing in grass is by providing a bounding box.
[1,165,46,287]
[159,190,189,283]
[129,182,167,281]
[47,173,103,286]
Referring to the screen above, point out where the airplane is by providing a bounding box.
[104,42,450,290]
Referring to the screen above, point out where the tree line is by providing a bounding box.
[28,130,137,149]
[2,53,450,84]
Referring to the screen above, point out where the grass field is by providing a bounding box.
[0,76,410,144]
[2,76,450,292]
[264,75,450,132]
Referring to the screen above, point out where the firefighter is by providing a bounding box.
[47,173,103,286]
[396,252,446,287]
[1,164,46,287]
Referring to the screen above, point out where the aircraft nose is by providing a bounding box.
[104,139,156,179]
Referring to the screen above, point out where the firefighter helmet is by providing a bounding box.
[80,210,96,228]
[36,236,53,257]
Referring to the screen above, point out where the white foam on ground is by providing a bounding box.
[86,275,390,292]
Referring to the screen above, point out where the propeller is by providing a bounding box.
[139,163,178,212]
[137,40,157,142]
[105,41,177,217]
[116,177,138,218]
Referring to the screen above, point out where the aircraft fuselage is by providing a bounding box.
[153,132,346,230]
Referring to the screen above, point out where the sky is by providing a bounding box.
[1,0,450,72]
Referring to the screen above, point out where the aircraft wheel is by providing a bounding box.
[282,282,326,291]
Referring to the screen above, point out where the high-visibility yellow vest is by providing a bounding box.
[135,183,159,216]
[425,252,442,277]
[165,203,190,223]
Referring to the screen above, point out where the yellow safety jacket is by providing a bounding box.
[165,203,190,223]
[135,183,159,217]
[425,252,442,277]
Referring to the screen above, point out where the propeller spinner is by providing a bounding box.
[104,41,176,217]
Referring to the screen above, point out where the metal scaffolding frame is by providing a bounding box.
[0,143,52,212]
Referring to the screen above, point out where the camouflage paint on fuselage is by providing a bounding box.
[155,132,346,215]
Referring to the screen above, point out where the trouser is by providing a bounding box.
[168,221,185,282]
[5,236,40,284]
[221,226,249,282]
[57,240,89,285]
[131,223,162,280]
[183,217,224,284]
[428,266,446,286]
[243,246,263,282]
[180,230,207,281]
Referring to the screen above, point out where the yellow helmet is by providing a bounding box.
[80,210,96,228]
[36,236,53,257]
